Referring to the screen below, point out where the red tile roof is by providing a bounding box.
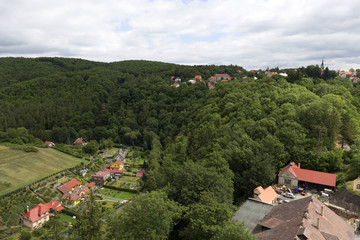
[58,179,81,193]
[194,75,202,79]
[73,137,84,144]
[44,141,53,146]
[280,163,336,187]
[136,171,144,176]
[214,74,230,77]
[87,182,95,188]
[93,171,111,177]
[23,201,63,223]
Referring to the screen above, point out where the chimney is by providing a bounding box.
[298,162,301,168]
[321,206,324,216]
[316,218,320,229]
[26,205,29,213]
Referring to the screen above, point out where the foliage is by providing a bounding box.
[108,191,185,240]
[72,191,103,240]
[180,192,232,240]
[211,221,256,240]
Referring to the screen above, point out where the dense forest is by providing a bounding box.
[1,57,360,239]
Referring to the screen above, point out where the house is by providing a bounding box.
[79,169,88,177]
[57,179,89,206]
[194,75,202,80]
[279,73,288,77]
[57,179,81,194]
[91,171,111,184]
[214,74,230,81]
[188,79,196,85]
[278,162,336,190]
[62,186,89,206]
[354,176,360,192]
[73,137,87,145]
[253,196,354,240]
[110,159,124,171]
[44,141,55,148]
[254,186,277,204]
[171,83,180,88]
[21,201,63,229]
[232,198,273,233]
[174,77,181,82]
[339,71,353,78]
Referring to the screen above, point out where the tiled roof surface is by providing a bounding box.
[255,196,354,240]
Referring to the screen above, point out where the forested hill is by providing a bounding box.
[1,57,360,204]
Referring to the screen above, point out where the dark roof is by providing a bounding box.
[232,198,273,233]
[254,196,354,240]
[329,188,360,214]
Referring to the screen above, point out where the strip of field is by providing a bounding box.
[0,145,85,196]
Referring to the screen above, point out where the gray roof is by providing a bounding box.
[232,198,273,233]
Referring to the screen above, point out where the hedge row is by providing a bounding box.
[103,185,138,193]
[61,207,78,217]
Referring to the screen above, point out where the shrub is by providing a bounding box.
[23,146,38,152]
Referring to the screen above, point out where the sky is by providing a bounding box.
[1,0,360,70]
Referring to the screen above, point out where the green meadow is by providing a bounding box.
[0,145,85,196]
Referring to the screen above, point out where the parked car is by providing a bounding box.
[283,192,295,199]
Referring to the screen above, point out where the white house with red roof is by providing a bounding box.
[21,201,63,229]
[214,74,230,81]
[278,162,336,190]
[44,141,55,148]
[73,137,87,145]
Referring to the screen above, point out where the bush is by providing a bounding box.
[20,231,32,240]
[23,146,38,152]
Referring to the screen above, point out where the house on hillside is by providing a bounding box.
[214,74,230,81]
[254,186,277,204]
[21,201,63,229]
[194,75,202,80]
[44,141,55,148]
[57,179,90,206]
[253,196,354,240]
[278,162,336,190]
[171,83,180,88]
[92,171,111,184]
[110,159,124,171]
[73,137,87,145]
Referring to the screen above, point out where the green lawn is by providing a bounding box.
[0,145,85,196]
[110,176,139,189]
[59,213,77,224]
[99,188,136,200]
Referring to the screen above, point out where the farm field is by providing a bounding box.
[0,145,85,196]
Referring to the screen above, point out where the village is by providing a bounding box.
[0,140,146,239]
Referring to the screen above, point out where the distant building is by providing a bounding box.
[57,179,89,206]
[44,141,55,148]
[21,201,63,229]
[92,171,111,184]
[194,75,202,80]
[214,74,230,81]
[73,137,87,145]
[278,162,336,190]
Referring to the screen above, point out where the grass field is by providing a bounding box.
[0,145,85,196]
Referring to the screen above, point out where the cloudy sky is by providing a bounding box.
[1,0,360,70]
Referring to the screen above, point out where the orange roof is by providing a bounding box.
[87,182,95,188]
[280,163,336,187]
[194,75,202,79]
[255,186,277,204]
[66,179,81,188]
[214,74,230,77]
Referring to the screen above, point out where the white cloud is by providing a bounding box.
[0,0,360,70]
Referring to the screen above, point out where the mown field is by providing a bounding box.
[0,145,85,196]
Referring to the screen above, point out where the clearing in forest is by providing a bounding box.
[0,145,85,196]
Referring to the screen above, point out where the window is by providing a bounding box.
[284,179,291,186]
[357,184,360,190]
